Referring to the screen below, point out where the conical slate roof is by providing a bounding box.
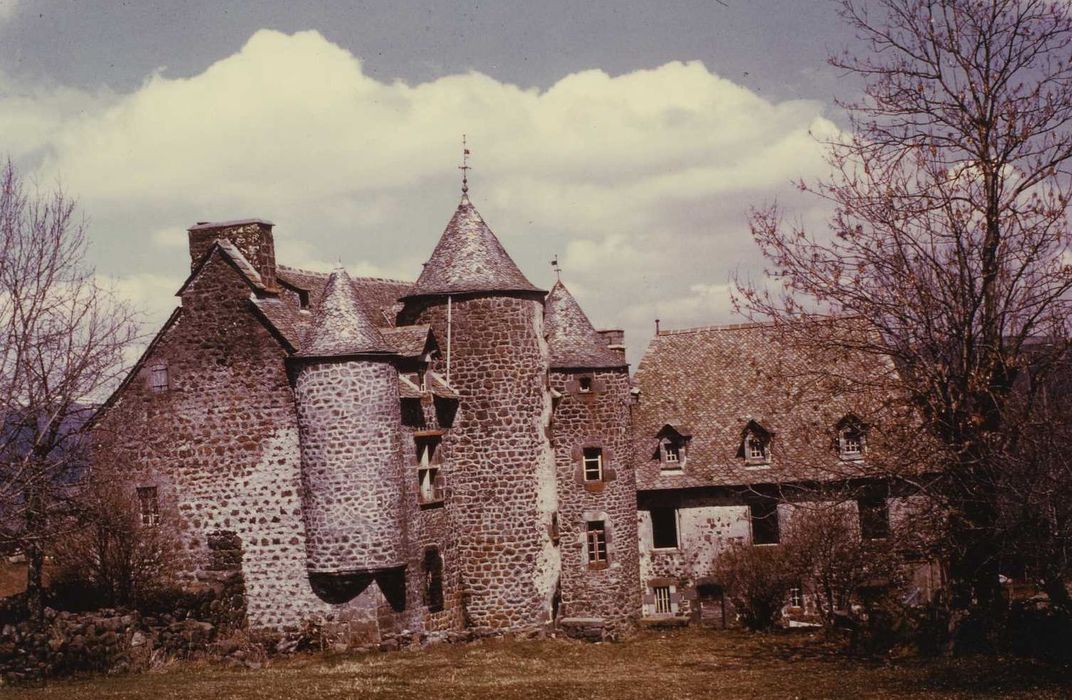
[298,268,393,357]
[545,280,626,369]
[404,196,542,298]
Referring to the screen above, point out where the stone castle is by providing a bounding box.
[95,183,932,640]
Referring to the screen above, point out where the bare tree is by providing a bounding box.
[739,0,1072,623]
[0,159,138,619]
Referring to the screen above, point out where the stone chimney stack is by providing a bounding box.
[597,329,626,364]
[188,219,277,290]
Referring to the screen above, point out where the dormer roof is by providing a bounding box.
[545,280,627,370]
[298,268,394,358]
[403,197,542,299]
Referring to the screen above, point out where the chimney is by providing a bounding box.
[597,328,626,364]
[188,219,277,289]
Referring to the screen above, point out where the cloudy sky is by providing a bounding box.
[0,0,860,363]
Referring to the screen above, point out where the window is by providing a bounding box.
[148,363,169,393]
[416,436,443,504]
[662,439,683,467]
[578,376,593,393]
[741,421,772,465]
[750,501,780,545]
[137,486,159,526]
[650,507,679,549]
[653,585,673,615]
[423,547,444,612]
[837,416,867,459]
[586,521,608,568]
[788,586,804,608]
[582,447,603,482]
[858,496,890,540]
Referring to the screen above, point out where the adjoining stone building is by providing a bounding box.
[94,184,930,639]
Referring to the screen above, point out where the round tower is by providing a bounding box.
[292,269,406,586]
[399,195,559,632]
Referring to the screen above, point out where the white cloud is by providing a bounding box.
[0,1,17,22]
[2,29,837,363]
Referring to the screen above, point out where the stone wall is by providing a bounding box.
[293,358,406,574]
[550,368,640,636]
[401,293,559,633]
[93,250,379,633]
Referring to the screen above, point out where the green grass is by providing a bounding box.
[4,627,1068,699]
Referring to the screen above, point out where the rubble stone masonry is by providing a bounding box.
[293,358,406,574]
[401,293,560,632]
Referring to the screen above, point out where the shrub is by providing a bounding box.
[716,542,799,631]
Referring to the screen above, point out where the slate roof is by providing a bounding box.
[297,269,394,357]
[632,322,900,491]
[277,265,410,328]
[404,196,543,298]
[381,325,434,358]
[544,281,626,369]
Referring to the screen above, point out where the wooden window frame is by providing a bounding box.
[148,363,169,393]
[137,486,160,527]
[582,447,603,482]
[586,521,608,569]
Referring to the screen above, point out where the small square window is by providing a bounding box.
[578,376,593,393]
[148,364,169,393]
[137,486,159,527]
[744,432,769,464]
[582,447,603,482]
[586,521,608,568]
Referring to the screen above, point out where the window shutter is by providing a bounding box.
[570,445,583,461]
[564,379,580,394]
[592,379,608,393]
[603,467,617,482]
[574,463,585,485]
[642,592,655,605]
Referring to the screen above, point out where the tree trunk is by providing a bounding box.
[24,540,45,622]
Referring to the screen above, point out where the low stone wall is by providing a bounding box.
[0,570,248,684]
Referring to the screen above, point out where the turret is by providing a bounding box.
[544,279,640,637]
[399,194,559,632]
[291,268,406,603]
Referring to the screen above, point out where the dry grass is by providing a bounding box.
[0,561,26,598]
[4,627,1069,699]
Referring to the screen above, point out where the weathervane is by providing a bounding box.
[459,134,471,196]
[551,254,561,281]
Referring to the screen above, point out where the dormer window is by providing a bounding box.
[836,415,867,461]
[654,424,691,471]
[740,421,772,466]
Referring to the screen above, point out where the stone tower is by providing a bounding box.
[399,195,559,632]
[544,280,640,635]
[291,268,408,607]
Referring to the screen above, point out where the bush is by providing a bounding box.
[716,542,800,630]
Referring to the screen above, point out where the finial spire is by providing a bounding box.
[550,254,561,281]
[459,134,471,196]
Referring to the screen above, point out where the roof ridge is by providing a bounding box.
[657,320,777,335]
[277,264,412,286]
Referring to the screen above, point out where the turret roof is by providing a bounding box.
[545,280,626,369]
[404,196,542,298]
[298,268,393,357]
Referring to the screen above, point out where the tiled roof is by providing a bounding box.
[544,281,626,369]
[404,196,542,298]
[297,269,394,357]
[381,325,434,358]
[277,266,410,328]
[633,321,900,490]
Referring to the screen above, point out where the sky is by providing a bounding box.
[0,0,861,364]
